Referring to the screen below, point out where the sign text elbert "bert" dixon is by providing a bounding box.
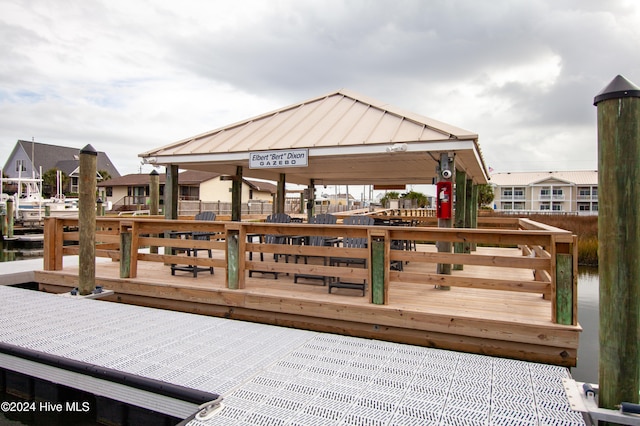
[249,149,308,169]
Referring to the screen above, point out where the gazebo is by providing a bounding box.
[139,89,489,221]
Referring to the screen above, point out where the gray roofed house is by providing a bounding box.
[2,140,121,195]
[3,140,121,179]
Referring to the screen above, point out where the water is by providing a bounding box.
[0,241,43,262]
[573,266,599,384]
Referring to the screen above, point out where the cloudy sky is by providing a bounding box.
[1,0,639,177]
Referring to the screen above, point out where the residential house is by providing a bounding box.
[489,170,598,214]
[2,140,121,194]
[97,170,276,212]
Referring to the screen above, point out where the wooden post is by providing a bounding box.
[96,199,104,216]
[231,166,242,222]
[149,170,159,254]
[370,230,388,305]
[436,153,452,289]
[595,74,640,411]
[6,198,13,238]
[276,173,286,215]
[453,169,467,270]
[555,252,573,325]
[120,230,132,278]
[78,144,97,295]
[227,228,239,289]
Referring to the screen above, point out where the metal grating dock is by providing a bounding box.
[0,286,585,425]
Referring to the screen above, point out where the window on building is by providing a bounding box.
[501,203,512,210]
[540,188,550,198]
[552,188,563,196]
[592,187,598,198]
[593,203,598,211]
[513,202,525,210]
[70,177,79,193]
[514,188,525,199]
[578,188,591,197]
[502,188,513,198]
[552,204,562,211]
[106,187,113,197]
[540,203,550,210]
[15,159,27,172]
[578,203,590,211]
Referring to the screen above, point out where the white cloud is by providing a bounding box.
[0,0,638,176]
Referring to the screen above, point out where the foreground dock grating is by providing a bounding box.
[0,286,584,425]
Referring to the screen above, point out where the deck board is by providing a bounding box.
[35,245,581,366]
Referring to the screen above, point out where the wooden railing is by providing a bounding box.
[43,216,577,325]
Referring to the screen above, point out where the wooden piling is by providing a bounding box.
[6,199,14,238]
[594,74,640,411]
[78,145,97,295]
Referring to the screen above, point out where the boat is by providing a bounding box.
[1,171,78,223]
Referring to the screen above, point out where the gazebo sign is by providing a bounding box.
[249,149,308,169]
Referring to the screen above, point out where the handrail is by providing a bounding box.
[43,216,577,325]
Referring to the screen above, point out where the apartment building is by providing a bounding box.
[490,171,598,214]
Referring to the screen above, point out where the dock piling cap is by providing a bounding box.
[80,144,97,156]
[594,74,640,105]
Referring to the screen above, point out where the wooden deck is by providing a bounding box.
[36,215,581,367]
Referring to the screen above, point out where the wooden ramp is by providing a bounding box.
[35,244,581,367]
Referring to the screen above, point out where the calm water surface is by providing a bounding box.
[572,266,599,384]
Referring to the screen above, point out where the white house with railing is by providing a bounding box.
[489,170,598,214]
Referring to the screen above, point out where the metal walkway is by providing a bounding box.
[0,285,584,425]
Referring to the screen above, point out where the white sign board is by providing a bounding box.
[249,149,308,169]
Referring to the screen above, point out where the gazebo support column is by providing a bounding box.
[436,153,453,290]
[306,179,315,223]
[453,169,467,270]
[149,170,159,254]
[276,173,286,215]
[163,164,179,260]
[463,178,473,255]
[231,166,243,222]
[164,165,178,220]
[470,183,478,251]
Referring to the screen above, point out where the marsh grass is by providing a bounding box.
[488,213,599,266]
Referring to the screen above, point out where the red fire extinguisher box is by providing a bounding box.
[436,181,452,219]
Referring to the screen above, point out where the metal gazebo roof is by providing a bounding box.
[139,89,489,185]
